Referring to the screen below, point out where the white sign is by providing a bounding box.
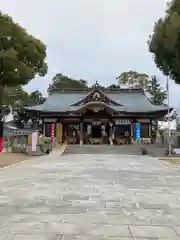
[163,131,180,136]
[174,149,180,155]
[115,120,131,125]
[43,118,57,123]
[32,132,38,152]
[92,121,101,125]
[13,131,29,136]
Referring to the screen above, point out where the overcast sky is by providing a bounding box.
[1,0,180,107]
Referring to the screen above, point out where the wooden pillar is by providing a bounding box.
[44,123,50,137]
[149,120,152,143]
[133,122,136,141]
[56,122,63,144]
[149,123,151,137]
[130,123,133,144]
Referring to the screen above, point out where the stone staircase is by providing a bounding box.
[63,144,142,155]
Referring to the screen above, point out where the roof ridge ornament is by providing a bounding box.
[93,81,100,89]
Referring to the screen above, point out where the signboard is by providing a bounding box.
[115,120,131,125]
[43,118,57,123]
[137,119,150,123]
[163,131,180,136]
[135,123,141,141]
[174,149,180,155]
[92,121,101,125]
[13,130,29,136]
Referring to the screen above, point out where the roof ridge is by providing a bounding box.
[104,88,144,93]
[48,88,90,95]
[49,87,144,95]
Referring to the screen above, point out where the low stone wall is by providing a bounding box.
[25,145,46,156]
[12,144,26,154]
[140,144,165,157]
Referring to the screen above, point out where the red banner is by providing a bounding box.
[51,123,55,148]
[0,138,3,153]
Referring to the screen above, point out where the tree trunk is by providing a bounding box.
[0,86,4,152]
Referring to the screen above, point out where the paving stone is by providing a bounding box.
[3,222,79,234]
[0,234,15,240]
[61,236,131,240]
[138,202,170,210]
[88,225,131,237]
[52,235,63,240]
[0,146,179,238]
[13,234,55,240]
[175,227,180,236]
[129,225,178,238]
[63,195,89,201]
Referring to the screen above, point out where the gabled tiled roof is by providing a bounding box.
[25,88,169,113]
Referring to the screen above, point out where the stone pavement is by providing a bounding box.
[0,147,180,239]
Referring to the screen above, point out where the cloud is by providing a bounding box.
[1,0,180,106]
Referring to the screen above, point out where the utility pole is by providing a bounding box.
[167,75,171,155]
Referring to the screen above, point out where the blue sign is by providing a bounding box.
[135,123,141,141]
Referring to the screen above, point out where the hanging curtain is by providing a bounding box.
[101,125,106,136]
[87,125,92,135]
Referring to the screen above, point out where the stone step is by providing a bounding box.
[63,144,142,155]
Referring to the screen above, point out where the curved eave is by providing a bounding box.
[122,108,171,118]
[74,101,119,113]
[24,105,43,112]
[24,104,172,117]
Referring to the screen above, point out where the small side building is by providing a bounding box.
[25,83,170,145]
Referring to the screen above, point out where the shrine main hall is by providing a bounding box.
[26,83,169,145]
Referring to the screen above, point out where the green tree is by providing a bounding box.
[1,86,30,127]
[48,74,88,91]
[116,71,149,88]
[3,86,29,107]
[107,84,120,89]
[146,76,167,105]
[4,89,45,127]
[146,76,167,142]
[148,0,180,83]
[0,11,47,139]
[29,90,45,105]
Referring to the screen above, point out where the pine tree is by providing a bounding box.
[146,76,167,105]
[146,76,167,142]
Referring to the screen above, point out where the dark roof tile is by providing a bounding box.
[26,88,170,113]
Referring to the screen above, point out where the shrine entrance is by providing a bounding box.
[83,120,109,144]
[91,125,102,138]
[82,107,111,144]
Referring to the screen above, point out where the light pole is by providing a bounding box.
[167,75,171,155]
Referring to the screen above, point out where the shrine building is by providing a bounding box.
[25,83,170,145]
